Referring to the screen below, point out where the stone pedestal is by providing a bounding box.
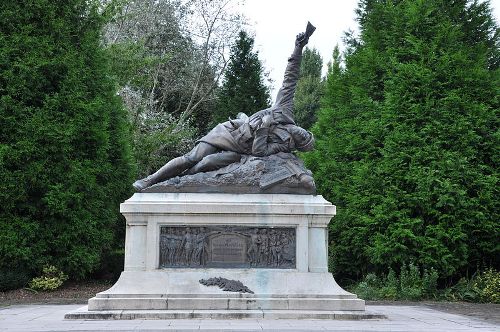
[66,193,382,320]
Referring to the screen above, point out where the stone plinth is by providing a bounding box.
[66,193,380,320]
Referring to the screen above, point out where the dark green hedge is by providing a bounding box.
[0,0,134,280]
[304,0,499,281]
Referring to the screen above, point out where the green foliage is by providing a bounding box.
[0,0,134,279]
[28,265,68,292]
[212,30,270,125]
[93,249,124,282]
[304,0,499,281]
[473,268,500,303]
[352,273,381,300]
[353,267,499,303]
[439,268,500,303]
[294,48,324,129]
[0,267,31,291]
[133,113,197,178]
[300,47,323,78]
[443,277,480,302]
[104,1,213,175]
[351,263,439,300]
[106,41,166,90]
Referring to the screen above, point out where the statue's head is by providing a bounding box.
[288,125,314,152]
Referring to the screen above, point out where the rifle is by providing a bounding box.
[305,21,316,40]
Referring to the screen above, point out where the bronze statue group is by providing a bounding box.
[134,24,317,191]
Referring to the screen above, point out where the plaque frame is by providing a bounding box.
[158,225,296,269]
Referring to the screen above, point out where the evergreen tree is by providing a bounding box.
[294,47,324,129]
[0,0,134,280]
[212,31,270,125]
[301,47,323,78]
[305,0,499,281]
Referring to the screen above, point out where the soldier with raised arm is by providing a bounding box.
[133,23,316,191]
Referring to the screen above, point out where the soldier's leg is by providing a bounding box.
[184,142,219,164]
[186,151,241,175]
[133,143,218,190]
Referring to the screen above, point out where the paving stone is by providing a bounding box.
[0,304,499,331]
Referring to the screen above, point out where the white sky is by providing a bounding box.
[240,0,500,99]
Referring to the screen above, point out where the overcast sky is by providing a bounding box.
[240,0,500,99]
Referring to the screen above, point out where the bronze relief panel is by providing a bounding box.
[159,226,296,269]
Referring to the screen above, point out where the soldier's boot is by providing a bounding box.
[132,156,195,191]
[298,173,315,191]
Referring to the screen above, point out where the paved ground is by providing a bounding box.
[0,304,499,331]
[369,301,500,326]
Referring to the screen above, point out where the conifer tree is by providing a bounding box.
[305,0,499,280]
[294,47,324,129]
[0,0,134,280]
[212,31,270,125]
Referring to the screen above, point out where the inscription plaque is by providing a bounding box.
[210,233,247,265]
[159,226,296,269]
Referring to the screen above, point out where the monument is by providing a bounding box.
[66,22,383,320]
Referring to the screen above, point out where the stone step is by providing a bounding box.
[94,292,358,299]
[66,306,386,320]
[88,296,365,311]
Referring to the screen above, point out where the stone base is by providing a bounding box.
[66,193,374,320]
[87,269,363,311]
[64,268,374,320]
[65,307,386,320]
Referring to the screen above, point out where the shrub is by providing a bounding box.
[399,263,423,300]
[28,265,68,291]
[351,263,438,301]
[0,267,31,291]
[379,269,398,300]
[352,273,381,300]
[443,277,479,302]
[422,268,439,297]
[353,267,498,303]
[473,268,500,303]
[92,249,124,281]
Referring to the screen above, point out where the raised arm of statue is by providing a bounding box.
[272,52,300,113]
[272,22,316,123]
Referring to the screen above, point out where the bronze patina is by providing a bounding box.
[133,23,316,191]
